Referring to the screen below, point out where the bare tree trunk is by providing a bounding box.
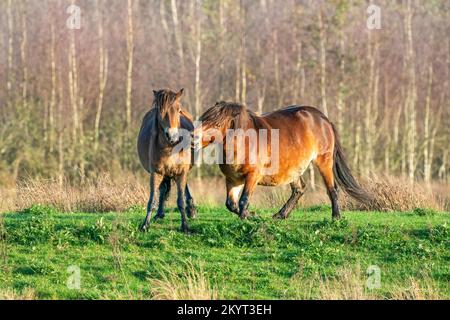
[318,9,327,116]
[125,0,134,132]
[171,0,185,72]
[273,32,283,106]
[438,150,447,182]
[57,75,64,186]
[404,0,417,182]
[353,101,361,171]
[160,0,169,34]
[49,22,56,153]
[383,73,390,174]
[218,0,226,100]
[7,0,14,99]
[94,2,108,151]
[256,34,266,114]
[233,3,242,102]
[68,31,79,144]
[194,0,202,119]
[423,63,433,184]
[336,33,345,136]
[79,97,85,183]
[15,0,29,162]
[241,48,247,105]
[20,0,28,113]
[364,30,378,175]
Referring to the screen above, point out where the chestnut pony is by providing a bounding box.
[193,102,372,220]
[137,89,196,233]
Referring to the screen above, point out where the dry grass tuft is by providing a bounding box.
[290,266,446,300]
[149,261,218,300]
[341,174,444,212]
[390,278,441,300]
[314,267,377,300]
[0,288,36,300]
[14,173,148,213]
[1,172,447,213]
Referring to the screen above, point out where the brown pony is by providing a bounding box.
[193,102,372,220]
[137,88,196,233]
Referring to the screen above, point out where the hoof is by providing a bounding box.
[187,207,197,219]
[272,213,286,220]
[153,213,165,221]
[140,224,150,232]
[240,210,257,220]
[239,211,249,220]
[180,225,191,234]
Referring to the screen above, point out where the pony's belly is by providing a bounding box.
[258,154,314,186]
[219,164,245,183]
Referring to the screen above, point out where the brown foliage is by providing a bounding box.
[340,174,444,212]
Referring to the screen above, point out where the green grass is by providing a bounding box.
[0,204,448,299]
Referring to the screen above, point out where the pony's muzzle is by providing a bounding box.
[165,128,180,144]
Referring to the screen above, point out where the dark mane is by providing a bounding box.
[152,88,179,113]
[199,101,257,129]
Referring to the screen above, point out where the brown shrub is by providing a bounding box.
[340,174,444,212]
[15,173,148,213]
[2,172,447,213]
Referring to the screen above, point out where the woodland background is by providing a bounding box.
[0,0,449,188]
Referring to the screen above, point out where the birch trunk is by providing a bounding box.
[318,10,327,116]
[404,0,417,182]
[7,0,14,98]
[194,0,202,119]
[94,2,108,151]
[125,0,134,132]
[336,34,345,136]
[171,0,185,72]
[49,22,56,152]
[57,75,64,186]
[68,31,79,144]
[423,64,433,183]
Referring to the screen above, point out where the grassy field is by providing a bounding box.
[0,204,448,300]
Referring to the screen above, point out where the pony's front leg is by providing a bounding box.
[238,174,258,220]
[185,184,197,219]
[225,178,243,215]
[176,174,190,234]
[140,173,158,232]
[154,176,171,220]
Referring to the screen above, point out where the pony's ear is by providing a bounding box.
[176,88,184,100]
[153,90,158,96]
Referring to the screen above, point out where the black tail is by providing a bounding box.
[331,123,373,206]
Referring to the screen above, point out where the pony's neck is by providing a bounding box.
[232,109,267,131]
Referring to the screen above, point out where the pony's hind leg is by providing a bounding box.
[154,176,171,220]
[273,177,306,219]
[315,153,340,220]
[185,184,197,219]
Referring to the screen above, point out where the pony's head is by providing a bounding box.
[193,101,250,149]
[152,88,184,145]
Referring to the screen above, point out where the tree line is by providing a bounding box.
[0,0,448,185]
